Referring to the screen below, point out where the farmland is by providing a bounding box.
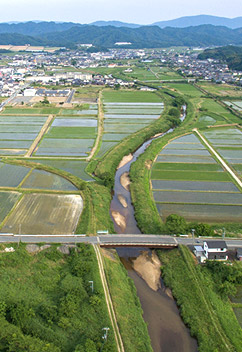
[151,133,242,223]
[1,193,83,234]
[0,191,21,222]
[98,90,164,157]
[0,115,48,156]
[201,127,242,181]
[35,104,98,157]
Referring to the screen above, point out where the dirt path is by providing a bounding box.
[25,114,55,157]
[93,244,125,352]
[87,91,104,161]
[194,128,242,189]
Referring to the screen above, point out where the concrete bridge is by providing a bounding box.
[0,234,242,249]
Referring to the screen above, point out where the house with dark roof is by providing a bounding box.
[203,240,228,261]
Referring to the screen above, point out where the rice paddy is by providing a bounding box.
[98,90,164,157]
[0,163,31,187]
[34,105,98,157]
[151,133,242,222]
[0,115,48,156]
[224,101,242,111]
[0,191,21,223]
[21,169,77,191]
[29,159,93,181]
[0,193,83,234]
[202,127,242,181]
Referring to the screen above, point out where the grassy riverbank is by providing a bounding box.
[103,250,153,352]
[130,98,195,233]
[157,246,242,352]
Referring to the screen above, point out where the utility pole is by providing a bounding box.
[89,280,94,293]
[222,227,226,239]
[102,327,109,341]
[191,228,195,244]
[100,327,110,351]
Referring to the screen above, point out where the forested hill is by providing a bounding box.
[0,24,242,48]
[198,46,242,71]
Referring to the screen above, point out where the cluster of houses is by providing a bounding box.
[167,51,242,84]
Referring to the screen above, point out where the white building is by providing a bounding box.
[203,240,228,261]
[24,88,37,97]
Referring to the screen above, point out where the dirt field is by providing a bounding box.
[1,193,83,235]
[30,97,67,104]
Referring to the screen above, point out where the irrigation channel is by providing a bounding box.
[110,107,198,352]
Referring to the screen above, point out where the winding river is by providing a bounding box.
[110,107,198,351]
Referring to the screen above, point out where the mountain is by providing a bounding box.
[38,25,242,48]
[0,21,82,36]
[153,15,242,29]
[90,20,140,28]
[1,24,242,49]
[198,45,242,71]
[0,33,44,46]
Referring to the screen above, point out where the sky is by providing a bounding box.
[1,0,242,24]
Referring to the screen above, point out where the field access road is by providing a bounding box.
[66,89,75,103]
[0,234,242,248]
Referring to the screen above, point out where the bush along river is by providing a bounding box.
[110,107,197,351]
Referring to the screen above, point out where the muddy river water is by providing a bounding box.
[110,108,197,351]
[117,248,197,352]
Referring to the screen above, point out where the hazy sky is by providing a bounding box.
[1,0,242,24]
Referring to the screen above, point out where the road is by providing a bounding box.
[0,234,242,248]
[0,84,29,112]
[66,89,75,103]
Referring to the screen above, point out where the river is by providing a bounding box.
[110,107,198,351]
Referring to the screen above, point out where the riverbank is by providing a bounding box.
[157,246,242,352]
[103,249,153,352]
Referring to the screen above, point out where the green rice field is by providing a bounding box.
[34,106,98,157]
[151,133,242,222]
[165,83,203,97]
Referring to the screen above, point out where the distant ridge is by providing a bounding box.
[90,20,140,28]
[153,15,242,29]
[0,24,241,49]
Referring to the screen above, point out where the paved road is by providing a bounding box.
[0,84,29,112]
[0,234,242,248]
[66,89,75,103]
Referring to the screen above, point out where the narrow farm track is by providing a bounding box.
[87,91,104,161]
[93,244,125,352]
[194,128,242,189]
[25,114,55,157]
